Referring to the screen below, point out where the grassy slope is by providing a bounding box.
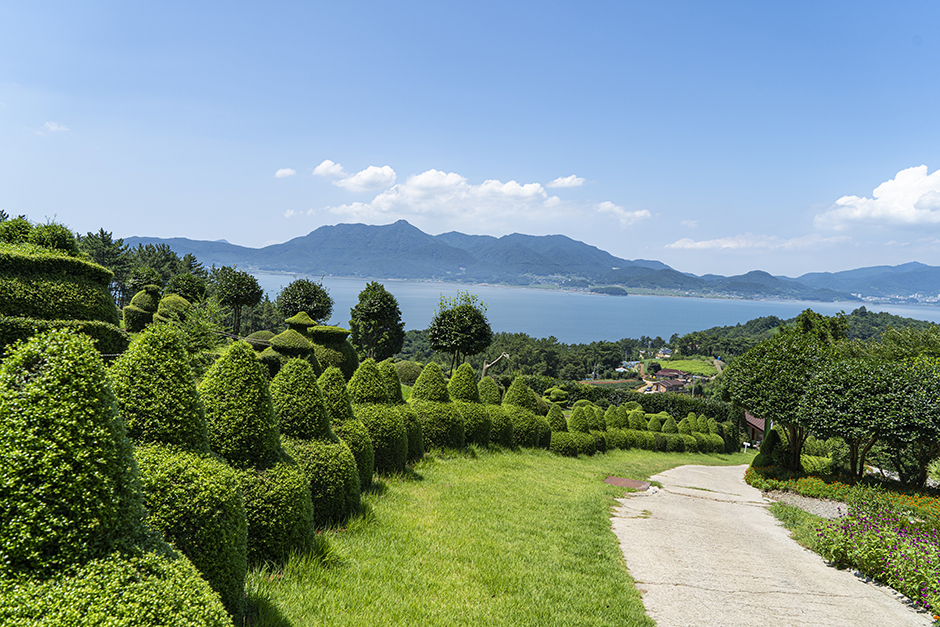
[248,448,750,627]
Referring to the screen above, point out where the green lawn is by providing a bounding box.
[658,359,718,376]
[247,448,750,626]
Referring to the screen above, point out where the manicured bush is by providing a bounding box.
[697,415,710,434]
[606,405,629,429]
[448,363,480,403]
[393,360,423,386]
[652,432,667,451]
[378,359,406,404]
[110,325,209,451]
[319,367,375,488]
[590,430,608,453]
[573,431,596,456]
[349,359,407,474]
[664,433,685,452]
[0,549,230,627]
[638,430,656,450]
[410,362,465,450]
[692,432,709,452]
[606,427,628,450]
[284,311,317,332]
[0,314,127,355]
[705,433,725,453]
[487,405,514,447]
[708,417,720,436]
[503,377,539,413]
[568,406,590,433]
[456,401,491,447]
[199,342,314,564]
[282,437,360,527]
[478,376,502,405]
[0,217,32,244]
[543,386,568,404]
[270,358,333,441]
[678,416,692,435]
[621,400,643,412]
[681,434,698,452]
[411,362,451,403]
[603,406,618,430]
[506,405,551,448]
[269,328,317,363]
[629,409,647,431]
[646,413,663,433]
[309,325,359,380]
[588,406,605,431]
[246,330,275,351]
[134,445,247,617]
[0,329,148,579]
[572,399,595,410]
[547,404,567,432]
[28,222,79,255]
[399,403,425,462]
[549,431,578,457]
[153,293,191,324]
[130,284,161,314]
[534,390,550,416]
[685,413,698,432]
[624,429,639,449]
[662,415,679,434]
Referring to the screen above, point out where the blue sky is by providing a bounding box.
[2,1,939,277]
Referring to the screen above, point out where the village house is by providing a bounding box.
[646,379,688,394]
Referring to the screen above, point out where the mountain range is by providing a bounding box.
[125,220,940,302]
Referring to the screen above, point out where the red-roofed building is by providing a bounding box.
[655,368,689,381]
[744,412,765,443]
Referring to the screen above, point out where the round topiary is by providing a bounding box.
[199,342,282,470]
[662,415,679,434]
[547,404,567,432]
[282,437,360,527]
[549,431,577,457]
[478,376,502,405]
[235,461,315,565]
[309,326,359,380]
[503,377,539,413]
[153,293,191,324]
[350,359,407,474]
[487,405,514,447]
[130,284,162,313]
[629,409,647,431]
[123,305,152,333]
[393,360,423,386]
[257,346,283,377]
[696,415,710,434]
[246,330,275,351]
[109,324,209,452]
[270,358,334,441]
[681,433,698,452]
[572,399,594,409]
[646,414,663,433]
[0,329,148,579]
[568,406,590,433]
[0,549,230,626]
[134,444,247,617]
[692,432,708,452]
[319,366,375,488]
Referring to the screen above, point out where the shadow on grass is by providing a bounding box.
[244,590,292,627]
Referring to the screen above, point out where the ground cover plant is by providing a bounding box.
[246,448,749,627]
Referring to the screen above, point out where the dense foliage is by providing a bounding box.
[349,282,405,360]
[277,278,333,322]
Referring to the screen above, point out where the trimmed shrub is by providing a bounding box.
[349,360,407,474]
[572,399,595,410]
[549,431,578,457]
[567,406,590,433]
[0,217,32,244]
[246,330,275,351]
[606,405,629,429]
[28,222,79,255]
[478,376,502,405]
[236,461,315,565]
[348,358,390,405]
[318,367,374,488]
[393,360,423,386]
[309,326,359,380]
[0,329,148,579]
[0,314,127,355]
[503,377,539,413]
[269,328,317,364]
[678,416,692,435]
[664,433,685,452]
[411,362,451,403]
[603,405,618,430]
[685,413,699,432]
[448,363,480,403]
[410,362,464,450]
[505,405,550,448]
[378,359,405,404]
[258,346,283,377]
[543,386,568,404]
[606,427,628,450]
[572,431,596,456]
[110,325,209,451]
[547,404,567,432]
[705,433,725,453]
[646,413,663,433]
[590,430,608,453]
[153,293,191,324]
[638,430,656,450]
[199,342,282,470]
[588,407,605,431]
[282,437,360,527]
[487,405,514,447]
[651,432,666,451]
[621,400,643,412]
[629,409,647,431]
[271,358,334,441]
[0,550,230,627]
[399,403,425,462]
[134,445,247,617]
[534,390,550,416]
[130,284,161,314]
[708,417,720,436]
[123,304,153,333]
[681,434,698,452]
[624,429,639,449]
[696,415,710,434]
[456,400,491,447]
[692,432,709,452]
[284,311,317,332]
[661,415,678,434]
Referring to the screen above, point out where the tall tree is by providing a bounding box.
[276,278,333,322]
[349,282,405,360]
[427,291,493,375]
[211,266,263,336]
[78,228,133,306]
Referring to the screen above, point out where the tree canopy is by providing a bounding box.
[427,291,493,374]
[211,266,264,335]
[349,282,405,361]
[276,278,333,323]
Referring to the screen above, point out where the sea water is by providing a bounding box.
[254,273,940,345]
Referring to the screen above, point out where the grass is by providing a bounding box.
[659,359,718,376]
[246,447,750,626]
[768,502,823,550]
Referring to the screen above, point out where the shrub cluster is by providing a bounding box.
[124,284,161,332]
[379,360,424,462]
[319,366,375,488]
[349,359,407,474]
[502,379,550,448]
[410,363,465,450]
[309,326,360,381]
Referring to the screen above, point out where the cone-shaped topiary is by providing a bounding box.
[568,406,590,433]
[153,293,191,324]
[110,325,248,617]
[110,324,209,452]
[503,377,538,413]
[646,414,663,433]
[629,409,647,431]
[478,376,502,405]
[604,406,619,430]
[698,415,710,434]
[270,358,361,526]
[549,431,578,456]
[708,417,720,436]
[349,359,407,474]
[199,342,314,565]
[448,363,480,403]
[487,404,514,447]
[378,359,405,404]
[448,363,489,446]
[285,311,317,332]
[547,404,567,432]
[410,362,465,450]
[502,378,549,448]
[0,329,148,579]
[662,415,679,434]
[309,325,359,380]
[246,330,275,351]
[378,360,424,462]
[589,406,606,431]
[678,416,692,435]
[319,366,374,487]
[686,413,700,433]
[0,329,229,624]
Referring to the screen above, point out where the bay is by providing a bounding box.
[254,273,940,345]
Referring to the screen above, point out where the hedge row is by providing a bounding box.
[0,315,128,355]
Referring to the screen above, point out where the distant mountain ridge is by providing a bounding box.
[124,220,940,302]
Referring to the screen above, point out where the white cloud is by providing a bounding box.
[666,233,852,250]
[547,175,585,188]
[275,168,297,178]
[44,121,69,132]
[814,165,940,230]
[596,201,651,226]
[284,209,299,218]
[313,159,397,191]
[680,219,698,228]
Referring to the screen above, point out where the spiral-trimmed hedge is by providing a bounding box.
[282,437,360,527]
[134,445,247,617]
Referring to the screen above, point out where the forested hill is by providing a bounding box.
[126,220,860,301]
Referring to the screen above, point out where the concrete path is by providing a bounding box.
[611,464,933,627]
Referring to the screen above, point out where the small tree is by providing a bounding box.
[349,282,405,360]
[427,291,493,375]
[211,266,263,336]
[277,278,333,322]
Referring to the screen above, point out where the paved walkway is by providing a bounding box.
[611,464,933,627]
